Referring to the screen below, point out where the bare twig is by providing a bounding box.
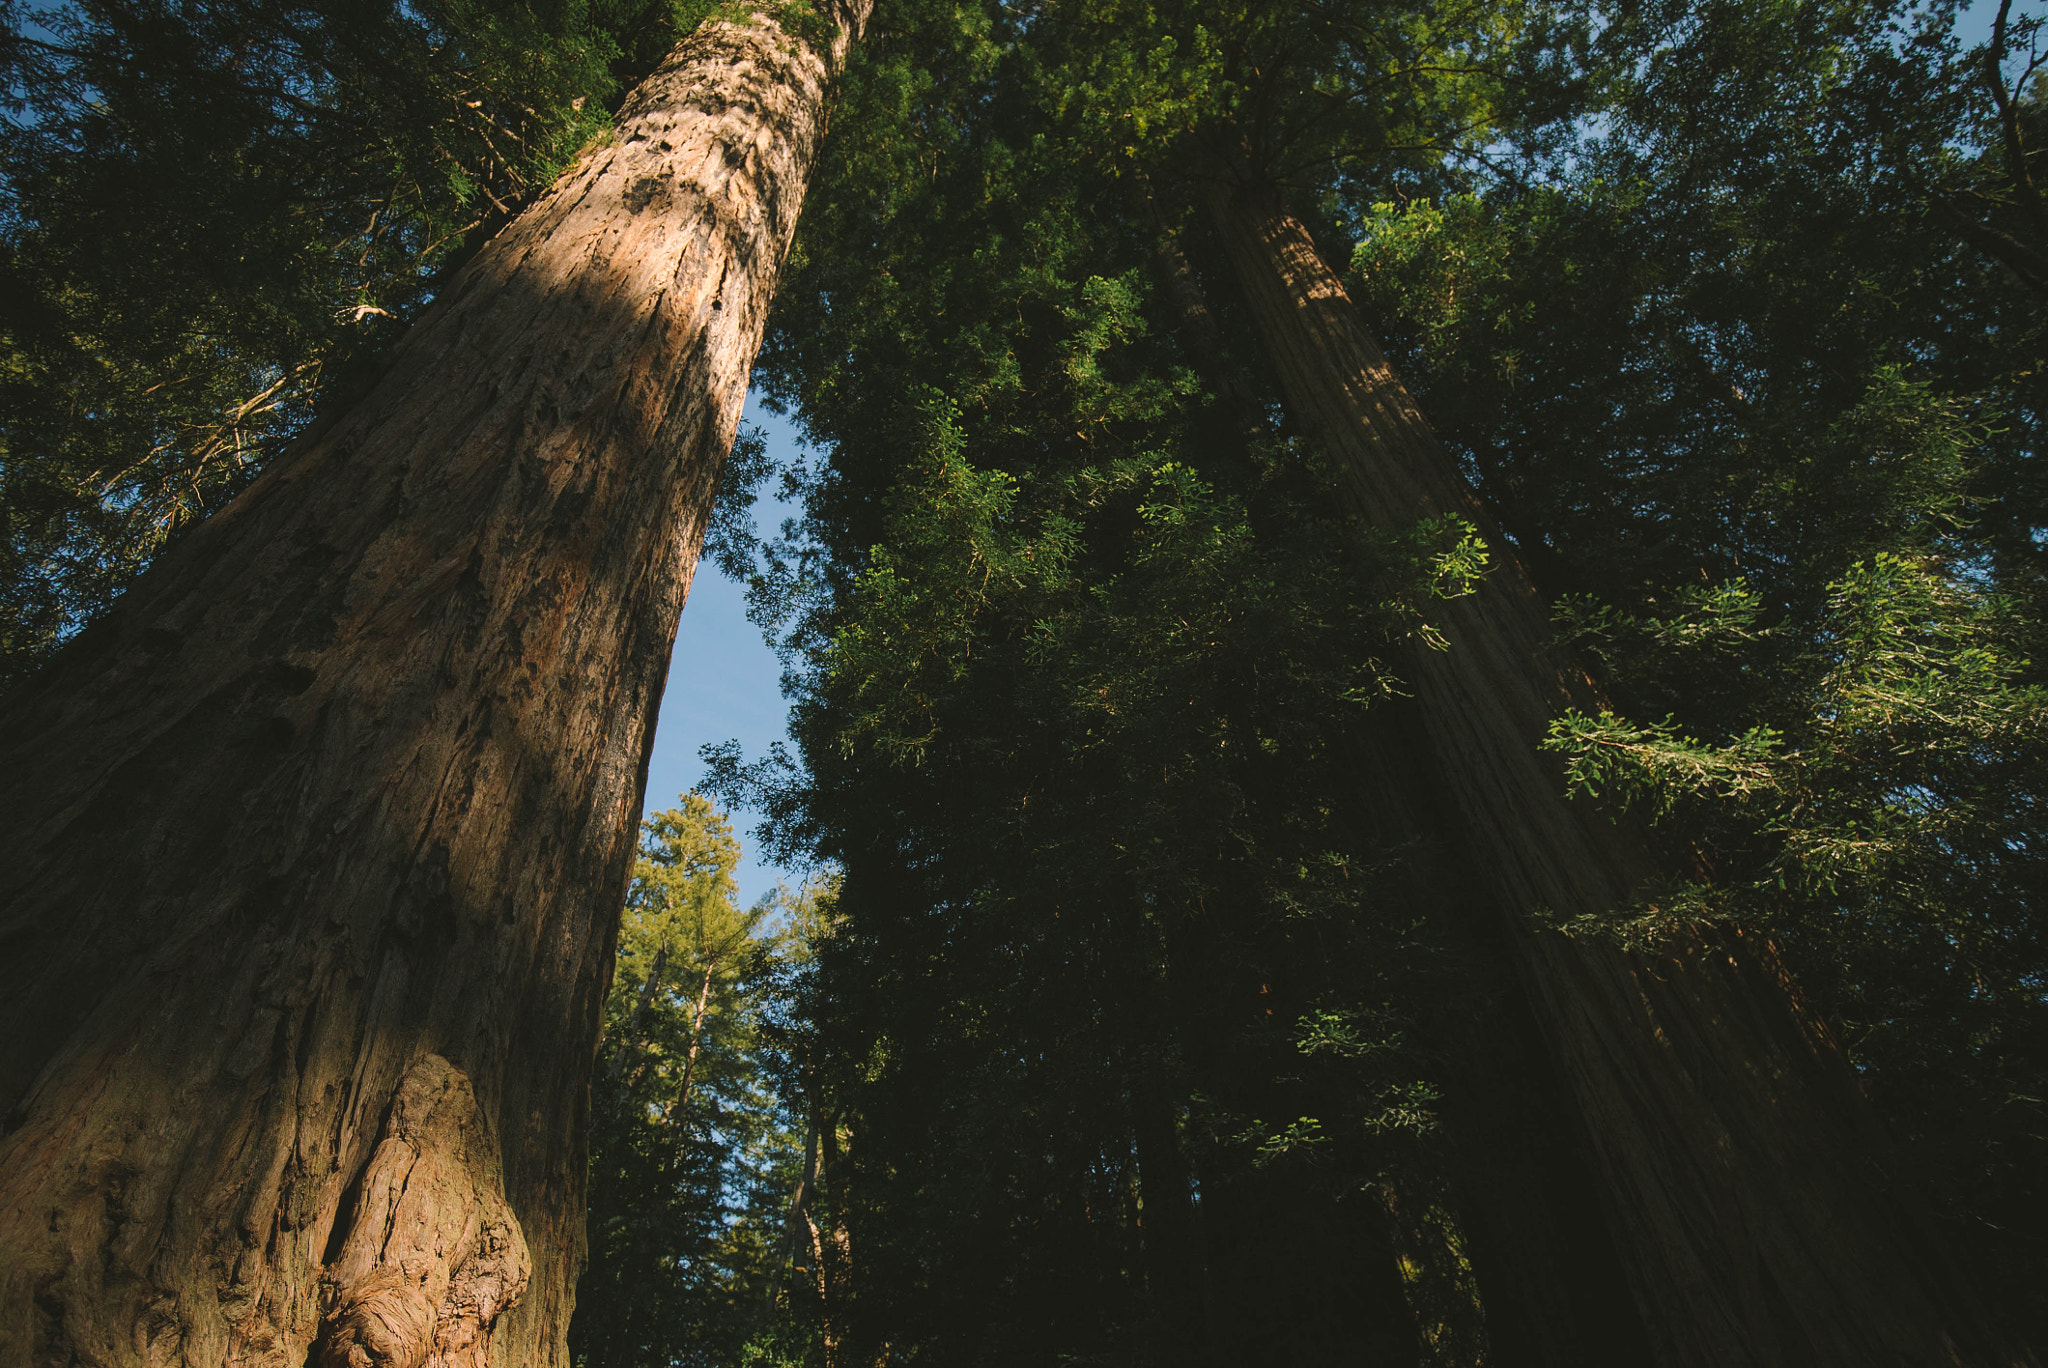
[1984,0,2048,239]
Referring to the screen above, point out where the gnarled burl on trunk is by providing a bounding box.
[0,5,870,1365]
[317,1055,528,1368]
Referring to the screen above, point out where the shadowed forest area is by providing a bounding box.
[3,0,2046,1365]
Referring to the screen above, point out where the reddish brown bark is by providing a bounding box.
[1204,170,2031,1367]
[815,1113,853,1368]
[1142,213,1648,1365]
[0,6,869,1365]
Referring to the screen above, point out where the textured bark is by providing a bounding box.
[1204,170,2031,1367]
[1358,703,1656,1368]
[0,6,869,1365]
[1144,216,1647,1364]
[317,1055,529,1368]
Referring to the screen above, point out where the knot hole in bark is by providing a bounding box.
[624,177,668,214]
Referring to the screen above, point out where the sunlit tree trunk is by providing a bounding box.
[1204,167,2030,1367]
[816,1114,854,1368]
[0,5,870,1365]
[776,1109,822,1309]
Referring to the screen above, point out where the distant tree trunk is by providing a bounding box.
[776,1107,823,1310]
[816,1113,854,1368]
[611,940,670,1079]
[672,958,718,1116]
[1131,1069,1211,1365]
[1203,167,2032,1367]
[0,5,870,1365]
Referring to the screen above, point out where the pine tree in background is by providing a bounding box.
[575,794,810,1368]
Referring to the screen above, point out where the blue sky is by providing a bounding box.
[641,394,807,909]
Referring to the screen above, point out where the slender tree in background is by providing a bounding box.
[0,4,870,1364]
[575,795,806,1368]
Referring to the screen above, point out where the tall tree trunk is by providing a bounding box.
[0,6,870,1365]
[1357,697,1658,1367]
[1202,169,2030,1366]
[1131,1069,1211,1366]
[1425,913,1658,1368]
[775,1106,822,1312]
[816,1113,853,1368]
[1144,206,1650,1363]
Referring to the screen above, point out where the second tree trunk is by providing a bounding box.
[1204,170,2025,1368]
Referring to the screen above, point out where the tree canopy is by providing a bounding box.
[713,0,2048,1356]
[4,0,2044,1361]
[0,0,723,682]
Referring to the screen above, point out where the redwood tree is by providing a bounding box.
[1204,159,2026,1368]
[0,3,869,1363]
[724,0,2043,1360]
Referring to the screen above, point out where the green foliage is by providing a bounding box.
[1351,0,2048,1331]
[702,3,1598,1359]
[1545,540,2046,951]
[574,795,813,1368]
[0,0,725,686]
[1351,194,1527,389]
[1546,708,1783,815]
[717,0,2048,1354]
